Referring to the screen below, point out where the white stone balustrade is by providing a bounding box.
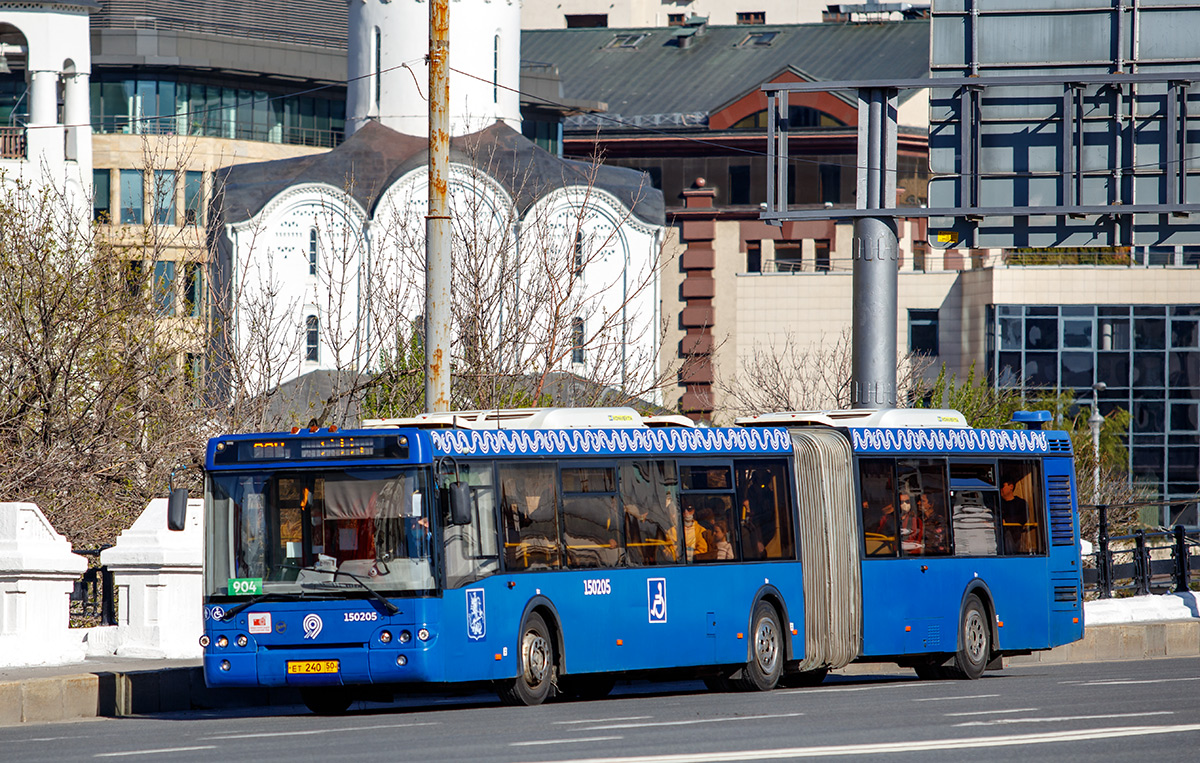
[0,502,88,668]
[100,497,205,659]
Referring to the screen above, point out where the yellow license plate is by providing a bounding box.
[287,659,339,675]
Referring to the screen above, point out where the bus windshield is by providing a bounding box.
[205,467,435,597]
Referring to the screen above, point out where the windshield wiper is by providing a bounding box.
[221,592,304,621]
[286,563,400,616]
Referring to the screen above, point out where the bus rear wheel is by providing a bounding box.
[498,612,556,706]
[948,594,991,680]
[734,601,783,691]
[301,687,352,715]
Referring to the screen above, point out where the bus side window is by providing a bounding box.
[859,459,896,557]
[949,462,999,556]
[561,466,620,569]
[498,463,561,571]
[998,460,1045,555]
[444,462,500,588]
[897,459,951,557]
[735,460,795,561]
[619,460,680,566]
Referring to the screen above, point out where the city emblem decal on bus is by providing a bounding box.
[466,589,486,641]
[303,613,323,640]
[647,578,667,623]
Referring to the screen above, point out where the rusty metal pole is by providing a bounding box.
[425,0,452,413]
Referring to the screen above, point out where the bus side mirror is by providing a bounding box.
[448,482,472,526]
[167,487,188,531]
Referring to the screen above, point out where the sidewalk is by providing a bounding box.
[2,620,1197,726]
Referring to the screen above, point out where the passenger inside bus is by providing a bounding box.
[897,491,924,554]
[919,492,950,555]
[669,502,709,562]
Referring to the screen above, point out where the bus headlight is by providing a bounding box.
[199,635,210,648]
[380,630,392,643]
[417,628,430,641]
[217,635,228,648]
[396,654,407,666]
[399,630,411,644]
[236,635,248,647]
[220,660,231,671]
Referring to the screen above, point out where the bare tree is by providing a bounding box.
[715,328,933,419]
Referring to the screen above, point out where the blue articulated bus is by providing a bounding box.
[188,406,1083,713]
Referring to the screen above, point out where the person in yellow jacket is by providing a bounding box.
[667,503,708,562]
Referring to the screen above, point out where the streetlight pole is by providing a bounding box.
[1089,381,1107,500]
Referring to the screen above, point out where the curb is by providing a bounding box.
[2,621,1197,726]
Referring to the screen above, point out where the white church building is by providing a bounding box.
[212,0,666,418]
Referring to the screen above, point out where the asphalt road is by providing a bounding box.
[4,658,1199,762]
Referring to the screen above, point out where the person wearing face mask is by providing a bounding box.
[667,502,709,562]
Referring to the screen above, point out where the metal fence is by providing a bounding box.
[70,547,116,628]
[1083,505,1199,599]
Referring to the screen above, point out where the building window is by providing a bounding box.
[153,260,176,316]
[736,11,766,25]
[820,164,841,205]
[309,228,318,276]
[125,260,144,298]
[747,241,762,273]
[119,169,143,224]
[93,169,111,222]
[729,165,751,205]
[667,14,686,26]
[493,34,500,104]
[574,230,584,278]
[374,27,382,112]
[153,170,176,226]
[184,262,203,318]
[306,315,319,362]
[571,317,585,364]
[184,171,204,226]
[909,309,939,356]
[604,33,647,49]
[775,241,801,272]
[815,240,831,272]
[566,14,607,27]
[738,31,778,46]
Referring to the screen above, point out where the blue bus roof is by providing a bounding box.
[204,423,1070,470]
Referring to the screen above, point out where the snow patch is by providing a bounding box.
[1085,591,1200,625]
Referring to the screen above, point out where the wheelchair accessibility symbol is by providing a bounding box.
[647,578,667,623]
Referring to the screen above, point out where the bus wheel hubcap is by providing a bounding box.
[964,611,986,663]
[755,619,779,673]
[523,631,549,685]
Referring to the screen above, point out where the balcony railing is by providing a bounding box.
[95,115,343,149]
[1,125,27,159]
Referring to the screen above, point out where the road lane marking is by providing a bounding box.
[585,713,802,731]
[520,724,1200,763]
[913,694,999,702]
[95,747,217,758]
[201,721,439,740]
[1078,677,1200,686]
[945,708,1037,717]
[779,682,914,695]
[512,737,624,747]
[955,711,1173,727]
[555,717,652,725]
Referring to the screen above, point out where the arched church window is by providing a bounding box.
[374,27,383,112]
[306,315,319,362]
[493,34,500,104]
[730,106,845,130]
[573,229,584,277]
[571,317,584,364]
[308,228,318,275]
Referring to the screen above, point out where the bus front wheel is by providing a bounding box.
[949,594,991,680]
[734,601,783,691]
[498,612,556,706]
